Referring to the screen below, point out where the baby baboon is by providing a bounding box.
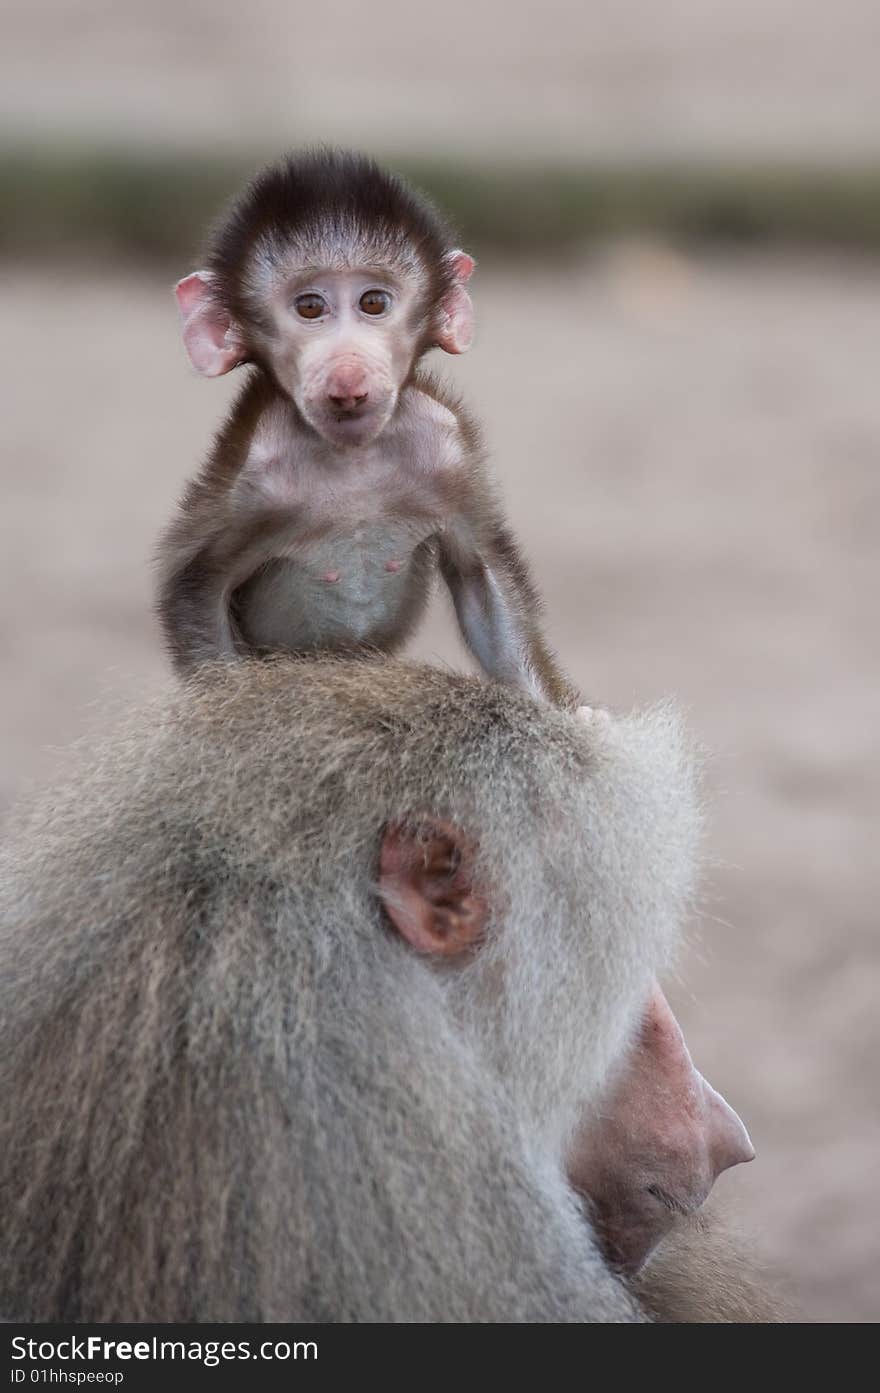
[159,150,576,705]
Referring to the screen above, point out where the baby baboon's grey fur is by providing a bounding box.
[0,657,699,1322]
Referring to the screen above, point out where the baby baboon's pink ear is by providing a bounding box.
[175,271,247,377]
[435,250,475,355]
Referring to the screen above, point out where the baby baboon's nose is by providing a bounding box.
[329,391,369,411]
[327,364,369,412]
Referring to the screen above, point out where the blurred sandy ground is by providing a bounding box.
[2,0,879,1326]
[3,0,880,163]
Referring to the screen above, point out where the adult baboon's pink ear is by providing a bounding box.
[435,250,475,355]
[175,271,247,377]
[378,816,488,957]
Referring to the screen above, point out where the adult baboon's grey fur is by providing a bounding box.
[0,656,704,1322]
[634,1204,790,1322]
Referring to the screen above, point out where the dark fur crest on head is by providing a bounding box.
[206,147,458,328]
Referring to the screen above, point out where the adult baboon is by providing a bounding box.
[0,658,773,1321]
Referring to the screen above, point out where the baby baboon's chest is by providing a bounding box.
[233,516,437,652]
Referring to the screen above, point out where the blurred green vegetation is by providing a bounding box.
[4,145,880,262]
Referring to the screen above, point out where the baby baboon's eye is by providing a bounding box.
[359,290,392,316]
[294,293,327,320]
